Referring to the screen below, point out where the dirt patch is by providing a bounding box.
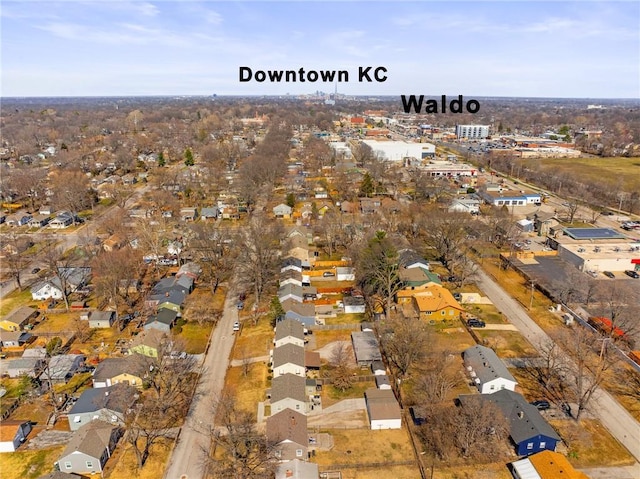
[25,429,73,450]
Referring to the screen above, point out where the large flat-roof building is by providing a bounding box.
[456,124,490,139]
[361,140,435,162]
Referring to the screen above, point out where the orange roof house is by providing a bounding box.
[411,284,464,322]
[511,450,590,479]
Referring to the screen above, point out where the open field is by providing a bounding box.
[0,445,65,479]
[0,288,34,317]
[224,363,269,414]
[232,315,273,360]
[549,418,636,468]
[474,330,538,358]
[176,322,212,354]
[517,157,640,191]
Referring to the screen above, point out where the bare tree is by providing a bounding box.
[328,342,355,392]
[189,222,236,293]
[452,396,508,459]
[202,393,278,479]
[563,201,581,224]
[50,169,93,223]
[379,318,431,380]
[2,232,30,291]
[410,351,461,405]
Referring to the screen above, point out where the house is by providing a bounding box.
[340,200,356,214]
[302,286,317,300]
[273,203,293,219]
[15,214,33,226]
[531,212,559,237]
[0,306,38,332]
[351,331,382,367]
[449,197,481,214]
[343,295,366,314]
[30,278,65,302]
[304,351,321,372]
[371,360,386,376]
[460,390,560,456]
[281,257,303,274]
[269,374,308,414]
[398,249,430,270]
[55,420,121,476]
[102,234,125,252]
[510,450,590,479]
[272,343,306,378]
[39,205,54,216]
[278,284,304,304]
[463,345,518,394]
[38,472,83,479]
[129,329,168,358]
[336,267,355,281]
[283,308,316,328]
[67,384,138,431]
[412,284,465,322]
[288,246,310,263]
[359,197,381,215]
[285,226,313,245]
[143,308,178,333]
[29,214,51,228]
[266,409,308,461]
[176,262,202,280]
[49,211,74,229]
[375,375,392,390]
[398,267,440,289]
[92,357,147,389]
[46,354,85,383]
[6,357,43,378]
[275,459,319,479]
[280,270,303,288]
[364,388,402,430]
[87,311,117,329]
[147,289,187,313]
[180,207,198,221]
[0,420,32,452]
[200,206,219,221]
[57,267,92,292]
[0,331,33,348]
[274,318,305,348]
[118,279,141,295]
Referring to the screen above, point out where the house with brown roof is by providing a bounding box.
[55,420,122,476]
[92,357,147,389]
[274,318,305,349]
[271,343,305,378]
[266,409,308,461]
[270,374,308,415]
[411,284,465,322]
[364,388,402,430]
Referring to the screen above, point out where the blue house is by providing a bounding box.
[463,390,561,456]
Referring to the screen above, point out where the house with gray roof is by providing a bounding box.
[55,420,122,475]
[0,306,38,332]
[200,206,219,221]
[278,284,304,303]
[6,357,43,378]
[273,203,293,218]
[274,318,305,348]
[143,308,178,333]
[463,345,517,394]
[272,343,305,378]
[67,384,137,431]
[266,409,308,461]
[30,278,64,302]
[270,374,308,415]
[365,388,402,430]
[459,390,560,456]
[46,354,85,383]
[0,330,32,348]
[279,270,303,288]
[281,257,303,274]
[351,331,382,367]
[92,356,147,389]
[87,311,117,329]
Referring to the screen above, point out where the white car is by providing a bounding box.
[233,321,240,332]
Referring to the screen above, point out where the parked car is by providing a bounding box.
[322,271,335,277]
[624,270,640,279]
[31,267,40,274]
[603,271,615,279]
[233,321,240,332]
[466,318,486,328]
[530,400,551,410]
[453,292,462,301]
[236,301,244,310]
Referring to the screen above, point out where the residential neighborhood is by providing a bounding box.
[0,92,639,479]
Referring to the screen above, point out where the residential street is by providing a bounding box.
[475,267,640,462]
[162,281,238,479]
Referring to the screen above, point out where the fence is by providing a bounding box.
[318,460,416,472]
[309,323,362,332]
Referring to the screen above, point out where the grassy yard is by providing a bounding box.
[549,418,636,468]
[433,463,513,479]
[325,312,366,326]
[466,303,508,324]
[474,330,538,358]
[313,329,352,350]
[322,380,375,408]
[0,288,34,317]
[314,428,418,472]
[232,316,273,360]
[104,438,173,479]
[175,321,212,354]
[0,445,65,479]
[223,363,268,414]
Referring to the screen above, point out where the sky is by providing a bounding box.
[1,0,639,98]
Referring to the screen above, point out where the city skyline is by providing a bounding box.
[2,1,639,98]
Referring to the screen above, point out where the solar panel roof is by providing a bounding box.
[564,228,626,240]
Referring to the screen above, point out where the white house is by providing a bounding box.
[31,278,64,301]
[449,198,481,214]
[336,267,355,281]
[271,343,305,378]
[273,203,293,218]
[269,374,308,414]
[365,388,402,430]
[274,318,305,349]
[463,345,518,394]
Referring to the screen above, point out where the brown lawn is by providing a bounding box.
[0,445,65,479]
[224,363,269,414]
[104,438,173,479]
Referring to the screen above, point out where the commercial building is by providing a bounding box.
[455,124,490,139]
[361,140,435,162]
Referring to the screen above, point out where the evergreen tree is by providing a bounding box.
[359,172,375,197]
[184,148,194,166]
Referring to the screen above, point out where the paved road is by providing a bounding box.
[163,283,238,479]
[475,267,640,462]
